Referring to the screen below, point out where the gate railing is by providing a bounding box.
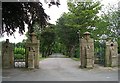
[14,44,26,68]
[94,40,106,65]
[14,58,26,68]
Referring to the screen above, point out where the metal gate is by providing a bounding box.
[95,40,105,65]
[14,57,26,68]
[14,44,26,68]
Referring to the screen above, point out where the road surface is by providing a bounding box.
[2,54,118,81]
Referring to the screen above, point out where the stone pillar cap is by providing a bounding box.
[6,39,9,43]
[84,32,91,35]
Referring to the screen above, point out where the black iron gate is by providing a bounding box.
[14,58,26,68]
[14,44,26,68]
[95,40,106,65]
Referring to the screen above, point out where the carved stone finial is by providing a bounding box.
[83,32,90,35]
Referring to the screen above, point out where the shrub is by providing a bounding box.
[14,47,25,59]
[74,47,80,58]
[14,54,25,59]
[14,47,25,55]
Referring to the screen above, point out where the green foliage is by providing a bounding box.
[15,42,25,48]
[56,1,101,57]
[25,22,56,57]
[93,4,120,40]
[24,1,120,59]
[2,2,49,36]
[14,47,25,59]
[35,24,56,57]
[74,47,80,58]
[14,54,25,59]
[93,4,120,55]
[14,47,25,55]
[92,19,110,40]
[118,37,120,53]
[72,58,80,61]
[66,1,102,34]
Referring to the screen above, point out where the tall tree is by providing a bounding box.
[101,5,119,39]
[31,22,56,57]
[66,0,102,36]
[56,13,79,57]
[40,29,55,57]
[56,0,102,57]
[1,1,60,37]
[2,2,49,37]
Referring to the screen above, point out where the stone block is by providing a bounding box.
[25,32,40,69]
[80,32,94,69]
[105,40,118,67]
[2,39,14,69]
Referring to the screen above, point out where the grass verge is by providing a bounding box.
[71,58,80,61]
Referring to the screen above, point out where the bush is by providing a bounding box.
[14,54,25,59]
[14,47,25,59]
[74,47,80,58]
[14,47,25,55]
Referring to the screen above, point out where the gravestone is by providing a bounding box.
[26,32,39,69]
[105,40,118,67]
[80,32,94,69]
[2,39,14,68]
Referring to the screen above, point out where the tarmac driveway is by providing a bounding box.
[2,54,118,81]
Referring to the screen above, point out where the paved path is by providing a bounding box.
[2,54,118,81]
[49,53,65,58]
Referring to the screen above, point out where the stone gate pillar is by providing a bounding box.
[30,32,39,69]
[105,40,118,67]
[26,32,39,69]
[27,47,35,69]
[2,39,14,68]
[80,32,94,69]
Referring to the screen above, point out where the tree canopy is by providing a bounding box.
[57,1,102,37]
[55,0,102,57]
[1,0,61,37]
[2,2,51,37]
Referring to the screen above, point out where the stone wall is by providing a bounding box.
[2,39,14,68]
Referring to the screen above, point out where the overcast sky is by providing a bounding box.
[0,0,119,43]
